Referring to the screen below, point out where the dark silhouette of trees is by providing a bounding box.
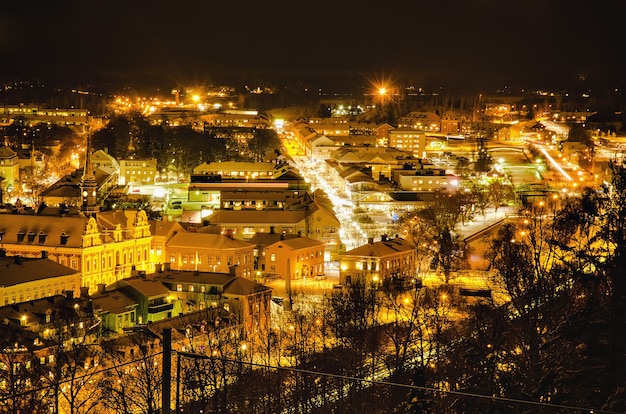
[98,331,163,414]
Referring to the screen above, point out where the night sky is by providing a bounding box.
[1,0,624,94]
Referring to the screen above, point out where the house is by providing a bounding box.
[249,230,300,279]
[152,266,272,331]
[305,134,337,160]
[111,275,173,324]
[109,266,273,336]
[91,149,120,172]
[90,285,139,335]
[339,235,418,289]
[261,235,325,280]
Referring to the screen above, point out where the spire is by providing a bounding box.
[83,132,96,182]
[80,128,99,216]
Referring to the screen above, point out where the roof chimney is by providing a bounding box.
[229,265,241,277]
[80,286,90,298]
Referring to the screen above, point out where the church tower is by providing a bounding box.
[80,130,99,216]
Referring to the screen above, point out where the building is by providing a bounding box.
[393,168,459,192]
[396,111,441,131]
[339,235,418,288]
[38,166,117,208]
[308,117,350,137]
[261,235,325,280]
[387,128,425,155]
[0,208,153,294]
[109,274,173,324]
[91,149,120,172]
[164,231,255,278]
[0,146,20,198]
[90,284,138,335]
[118,158,158,186]
[0,252,82,305]
[149,220,185,269]
[107,266,273,335]
[203,201,341,261]
[152,266,272,330]
[193,161,278,179]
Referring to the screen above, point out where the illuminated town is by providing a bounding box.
[1,75,625,413]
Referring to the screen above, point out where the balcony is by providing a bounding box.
[148,303,174,314]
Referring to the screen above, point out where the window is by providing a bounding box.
[177,284,183,292]
[270,253,276,262]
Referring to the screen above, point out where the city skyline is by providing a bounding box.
[2,1,625,95]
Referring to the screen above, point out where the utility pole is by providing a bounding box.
[162,328,172,414]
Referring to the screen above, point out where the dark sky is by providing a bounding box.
[1,0,624,94]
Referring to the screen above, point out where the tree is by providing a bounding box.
[430,226,465,284]
[98,331,163,414]
[0,325,51,414]
[246,128,281,162]
[487,179,515,212]
[41,297,104,414]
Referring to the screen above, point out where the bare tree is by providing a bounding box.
[97,331,163,414]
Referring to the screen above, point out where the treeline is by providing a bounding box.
[91,112,282,177]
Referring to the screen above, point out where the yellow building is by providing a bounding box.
[149,220,185,269]
[119,158,158,186]
[0,254,82,305]
[0,146,20,198]
[0,208,152,293]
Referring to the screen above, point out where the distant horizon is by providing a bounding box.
[2,65,622,101]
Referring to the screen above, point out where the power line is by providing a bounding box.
[0,350,164,403]
[183,352,617,414]
[2,347,617,414]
